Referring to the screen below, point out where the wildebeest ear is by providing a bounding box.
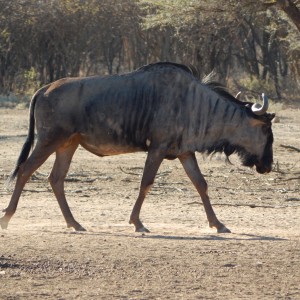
[267,113,276,121]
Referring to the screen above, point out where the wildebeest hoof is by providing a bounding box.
[217,226,231,233]
[0,216,9,230]
[135,226,150,233]
[75,226,87,232]
[67,222,86,231]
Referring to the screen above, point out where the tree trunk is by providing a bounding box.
[277,0,300,32]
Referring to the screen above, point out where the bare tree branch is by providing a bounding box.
[277,0,300,31]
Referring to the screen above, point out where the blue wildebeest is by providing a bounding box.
[0,62,275,233]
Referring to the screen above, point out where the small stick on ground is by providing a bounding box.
[280,144,300,153]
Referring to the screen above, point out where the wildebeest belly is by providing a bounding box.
[78,132,145,156]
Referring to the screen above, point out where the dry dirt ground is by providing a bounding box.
[0,106,299,299]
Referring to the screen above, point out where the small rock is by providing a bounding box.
[256,261,263,267]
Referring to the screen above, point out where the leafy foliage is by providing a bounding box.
[0,0,299,101]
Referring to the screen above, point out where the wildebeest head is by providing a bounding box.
[242,101,275,174]
[238,114,274,174]
[225,94,275,174]
[201,80,275,174]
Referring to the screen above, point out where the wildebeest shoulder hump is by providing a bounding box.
[136,62,199,78]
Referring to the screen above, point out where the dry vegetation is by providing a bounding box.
[0,0,299,101]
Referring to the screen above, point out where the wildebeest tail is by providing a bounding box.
[7,93,38,184]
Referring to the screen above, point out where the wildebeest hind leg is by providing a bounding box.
[129,150,165,232]
[0,143,54,229]
[48,138,85,231]
[179,152,231,233]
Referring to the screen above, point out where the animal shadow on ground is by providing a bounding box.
[135,233,287,241]
[62,230,287,242]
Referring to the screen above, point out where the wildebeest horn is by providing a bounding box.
[251,93,269,115]
[235,91,241,99]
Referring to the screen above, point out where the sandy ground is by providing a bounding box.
[0,106,299,299]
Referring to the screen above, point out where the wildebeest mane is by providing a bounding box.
[201,79,248,107]
[138,62,249,108]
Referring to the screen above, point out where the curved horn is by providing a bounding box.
[235,91,242,99]
[251,93,269,116]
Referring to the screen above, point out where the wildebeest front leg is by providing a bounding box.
[179,152,231,233]
[129,150,165,232]
[48,138,85,231]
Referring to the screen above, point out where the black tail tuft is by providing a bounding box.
[9,136,33,181]
[7,94,37,185]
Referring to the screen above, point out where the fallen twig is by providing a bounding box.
[119,167,142,176]
[285,198,300,202]
[23,189,50,193]
[280,177,300,181]
[65,178,97,183]
[280,144,300,153]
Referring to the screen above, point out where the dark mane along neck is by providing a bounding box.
[137,62,252,109]
[201,79,247,107]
